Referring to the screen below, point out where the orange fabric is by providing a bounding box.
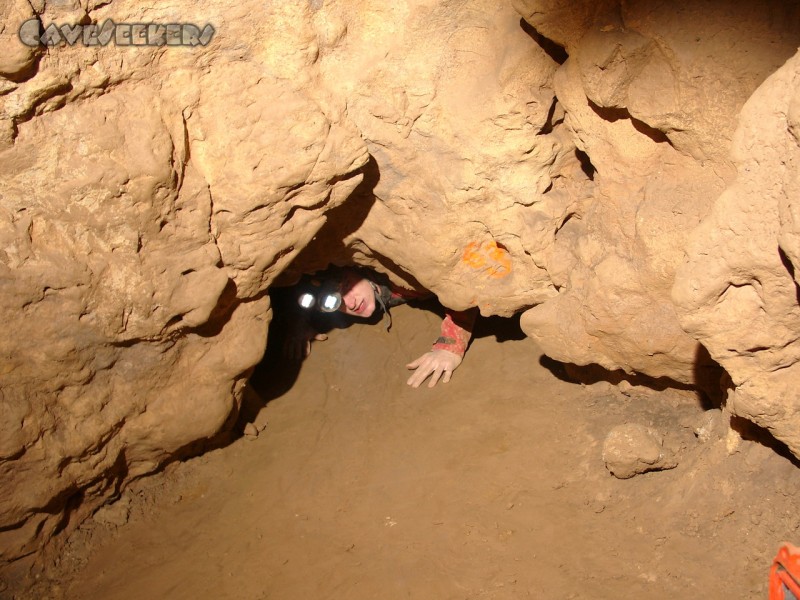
[386,283,477,358]
[770,543,800,600]
[432,308,477,357]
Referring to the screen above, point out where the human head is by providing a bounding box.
[337,269,377,318]
[296,269,378,318]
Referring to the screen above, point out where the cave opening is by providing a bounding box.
[248,285,530,413]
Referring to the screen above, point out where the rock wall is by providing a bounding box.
[673,51,800,458]
[2,0,800,572]
[515,0,800,384]
[283,0,571,314]
[0,0,367,566]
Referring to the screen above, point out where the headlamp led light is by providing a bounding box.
[296,277,342,313]
[319,291,341,312]
[297,292,316,309]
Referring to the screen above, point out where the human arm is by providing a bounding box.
[284,314,328,359]
[406,307,478,388]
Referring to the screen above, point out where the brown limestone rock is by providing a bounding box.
[520,0,800,385]
[0,0,40,81]
[0,0,367,566]
[673,50,800,458]
[290,0,571,315]
[602,423,677,479]
[510,0,618,54]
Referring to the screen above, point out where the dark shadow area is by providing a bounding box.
[538,96,561,136]
[47,449,131,544]
[518,18,568,65]
[172,373,254,456]
[243,265,414,425]
[4,17,46,85]
[243,289,304,416]
[246,283,378,409]
[472,312,527,343]
[538,354,573,382]
[47,487,85,538]
[587,102,629,124]
[4,54,42,84]
[230,155,387,440]
[366,255,428,295]
[575,149,596,180]
[191,278,240,338]
[730,415,800,468]
[555,212,577,235]
[538,349,800,467]
[693,343,728,409]
[779,246,800,306]
[539,356,696,392]
[588,99,673,146]
[539,342,727,410]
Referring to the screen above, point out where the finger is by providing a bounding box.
[407,371,422,387]
[303,340,311,357]
[314,333,328,341]
[442,369,453,384]
[409,358,439,388]
[427,367,444,388]
[407,366,431,388]
[406,357,424,370]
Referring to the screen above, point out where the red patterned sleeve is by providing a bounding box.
[431,308,478,357]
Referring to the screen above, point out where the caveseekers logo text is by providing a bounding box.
[18,18,215,47]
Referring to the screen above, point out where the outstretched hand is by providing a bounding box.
[406,349,462,388]
[284,321,328,360]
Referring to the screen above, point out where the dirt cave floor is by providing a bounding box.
[30,303,800,599]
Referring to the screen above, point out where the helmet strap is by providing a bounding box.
[370,281,392,331]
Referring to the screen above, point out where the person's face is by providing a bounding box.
[338,271,376,318]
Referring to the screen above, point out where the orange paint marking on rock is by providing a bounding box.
[461,241,512,279]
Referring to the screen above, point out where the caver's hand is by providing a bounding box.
[405,349,462,388]
[284,320,328,359]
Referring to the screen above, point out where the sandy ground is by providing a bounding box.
[20,303,800,599]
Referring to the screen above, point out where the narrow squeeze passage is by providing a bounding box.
[256,263,481,395]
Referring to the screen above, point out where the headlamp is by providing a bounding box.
[296,277,342,313]
[298,292,316,309]
[319,292,341,312]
